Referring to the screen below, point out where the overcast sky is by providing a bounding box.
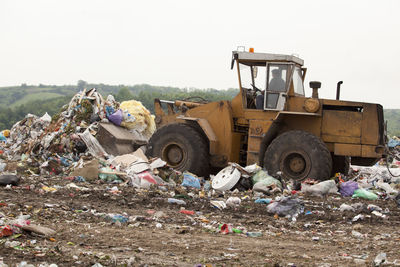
[1,0,399,108]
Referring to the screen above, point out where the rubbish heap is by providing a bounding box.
[0,88,156,177]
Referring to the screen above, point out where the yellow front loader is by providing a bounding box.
[147,49,386,181]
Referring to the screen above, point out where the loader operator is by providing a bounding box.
[269,69,285,91]
[256,69,286,109]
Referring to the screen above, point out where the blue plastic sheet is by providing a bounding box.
[181,172,201,189]
[388,138,400,148]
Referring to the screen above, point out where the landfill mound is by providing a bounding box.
[1,88,155,176]
[1,93,400,265]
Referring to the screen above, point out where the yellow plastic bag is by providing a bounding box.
[1,130,10,138]
[119,100,155,139]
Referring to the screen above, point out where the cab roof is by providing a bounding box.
[233,51,304,66]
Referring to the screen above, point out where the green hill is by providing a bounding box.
[384,109,400,137]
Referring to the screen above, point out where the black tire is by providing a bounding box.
[331,155,350,176]
[146,123,209,177]
[264,130,332,181]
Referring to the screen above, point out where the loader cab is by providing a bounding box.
[232,50,305,110]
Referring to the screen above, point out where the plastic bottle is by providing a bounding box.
[254,198,273,204]
[218,224,242,234]
[167,198,186,205]
[246,231,262,237]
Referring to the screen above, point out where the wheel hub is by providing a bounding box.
[162,143,186,166]
[288,156,305,173]
[280,151,311,181]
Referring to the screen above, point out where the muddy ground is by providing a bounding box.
[1,175,400,266]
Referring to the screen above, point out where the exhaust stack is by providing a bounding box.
[336,81,343,100]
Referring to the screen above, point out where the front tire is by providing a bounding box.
[147,123,209,177]
[264,130,332,181]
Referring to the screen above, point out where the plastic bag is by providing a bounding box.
[99,167,121,183]
[0,133,6,142]
[301,180,338,197]
[1,130,10,138]
[181,172,201,189]
[108,109,123,126]
[0,174,20,186]
[130,171,163,188]
[78,129,107,158]
[252,170,282,193]
[376,180,398,195]
[226,197,241,207]
[40,112,52,122]
[266,197,304,220]
[352,188,378,200]
[339,181,359,197]
[0,162,6,172]
[252,170,274,184]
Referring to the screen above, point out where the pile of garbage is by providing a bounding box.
[0,88,155,177]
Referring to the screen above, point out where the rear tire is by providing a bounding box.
[264,130,332,181]
[147,123,209,177]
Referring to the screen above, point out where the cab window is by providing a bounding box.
[292,67,305,95]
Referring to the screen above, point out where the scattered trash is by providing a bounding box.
[219,224,242,234]
[179,210,195,215]
[339,203,355,212]
[351,230,363,239]
[254,198,273,204]
[374,252,387,266]
[167,198,186,205]
[226,197,241,208]
[352,214,365,222]
[212,165,241,191]
[266,197,304,221]
[21,225,56,237]
[105,214,129,223]
[246,231,262,237]
[210,200,227,210]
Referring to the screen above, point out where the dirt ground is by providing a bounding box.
[1,174,400,267]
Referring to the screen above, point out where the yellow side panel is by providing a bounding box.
[362,145,380,158]
[361,104,379,145]
[334,143,361,156]
[322,110,362,144]
[187,101,235,162]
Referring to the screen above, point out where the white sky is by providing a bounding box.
[1,0,399,108]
